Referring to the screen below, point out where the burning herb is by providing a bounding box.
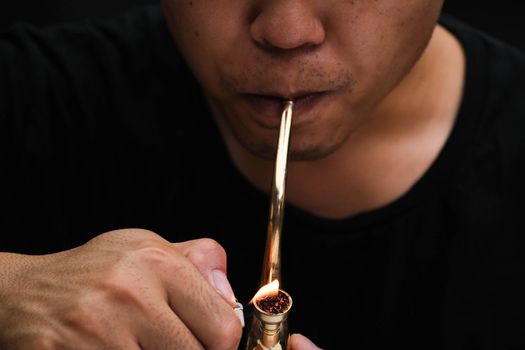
[256,290,290,314]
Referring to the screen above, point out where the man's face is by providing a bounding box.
[162,0,444,160]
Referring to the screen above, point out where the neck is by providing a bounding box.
[224,25,465,219]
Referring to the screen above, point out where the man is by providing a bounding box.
[1,0,524,349]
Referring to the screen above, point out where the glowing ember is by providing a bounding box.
[251,279,279,303]
[256,290,290,314]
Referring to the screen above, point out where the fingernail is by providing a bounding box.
[211,269,236,304]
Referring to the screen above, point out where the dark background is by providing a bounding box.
[0,1,523,51]
[442,1,523,51]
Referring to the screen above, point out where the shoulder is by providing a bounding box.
[439,13,525,100]
[440,14,525,149]
[437,15,525,215]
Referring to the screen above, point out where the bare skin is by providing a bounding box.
[1,0,465,349]
[228,25,465,218]
[162,0,464,218]
[0,230,242,349]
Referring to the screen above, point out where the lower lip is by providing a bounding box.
[243,92,328,128]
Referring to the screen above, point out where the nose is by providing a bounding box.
[249,1,325,51]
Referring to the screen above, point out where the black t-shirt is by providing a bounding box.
[1,6,525,349]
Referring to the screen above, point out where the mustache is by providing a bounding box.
[219,59,355,95]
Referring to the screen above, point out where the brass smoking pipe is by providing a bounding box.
[261,100,294,286]
[246,100,294,350]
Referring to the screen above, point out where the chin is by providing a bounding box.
[288,140,346,161]
[237,131,348,162]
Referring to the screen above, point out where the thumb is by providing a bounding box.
[173,238,236,304]
[288,333,324,350]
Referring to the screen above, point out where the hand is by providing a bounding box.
[288,334,324,350]
[0,229,243,349]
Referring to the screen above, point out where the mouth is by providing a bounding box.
[242,91,330,128]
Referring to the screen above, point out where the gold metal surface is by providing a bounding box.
[260,100,294,287]
[246,289,292,350]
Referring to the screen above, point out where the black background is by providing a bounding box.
[1,1,523,52]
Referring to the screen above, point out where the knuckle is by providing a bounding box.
[125,228,161,240]
[128,240,178,270]
[110,228,158,238]
[100,275,142,309]
[91,228,161,247]
[195,238,226,257]
[189,238,226,265]
[98,262,152,308]
[135,244,172,263]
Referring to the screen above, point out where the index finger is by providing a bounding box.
[159,247,243,349]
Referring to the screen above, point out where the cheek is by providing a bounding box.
[161,0,247,95]
[161,2,215,94]
[162,1,208,57]
[330,2,439,98]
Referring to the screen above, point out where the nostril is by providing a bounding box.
[249,5,325,51]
